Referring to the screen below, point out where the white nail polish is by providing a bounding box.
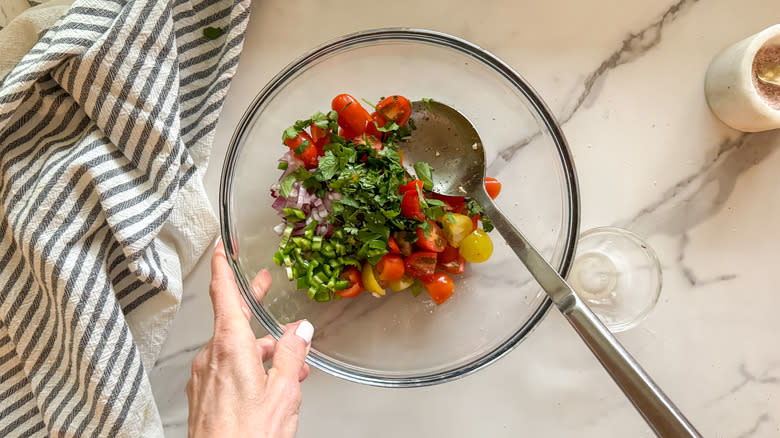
[295,320,314,344]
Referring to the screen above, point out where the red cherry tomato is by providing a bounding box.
[401,189,425,221]
[332,94,371,137]
[335,266,363,298]
[438,244,466,275]
[485,177,502,199]
[404,251,438,279]
[376,255,405,282]
[376,95,412,126]
[365,111,387,140]
[471,213,480,230]
[310,123,330,151]
[422,272,455,305]
[429,192,465,212]
[284,131,319,168]
[351,134,383,152]
[415,221,446,253]
[398,180,424,194]
[388,236,401,255]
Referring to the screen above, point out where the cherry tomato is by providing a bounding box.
[485,177,502,199]
[365,111,387,140]
[404,251,438,279]
[429,193,465,212]
[459,229,493,263]
[388,236,401,255]
[398,180,424,194]
[351,134,383,152]
[392,231,413,256]
[438,244,466,275]
[415,221,446,252]
[332,94,371,137]
[376,95,412,126]
[422,272,455,305]
[310,123,329,150]
[335,266,363,298]
[440,213,473,248]
[376,254,405,282]
[284,131,319,168]
[284,131,313,151]
[361,262,385,296]
[401,189,425,221]
[471,213,480,230]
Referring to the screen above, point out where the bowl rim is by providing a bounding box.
[219,27,581,387]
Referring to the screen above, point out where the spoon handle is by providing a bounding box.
[474,190,701,437]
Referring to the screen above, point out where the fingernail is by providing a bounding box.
[214,237,222,250]
[295,320,314,344]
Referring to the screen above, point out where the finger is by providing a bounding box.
[250,269,272,303]
[298,363,310,382]
[267,320,313,386]
[255,335,277,363]
[209,239,249,331]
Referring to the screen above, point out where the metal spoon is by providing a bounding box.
[401,100,701,437]
[757,63,780,86]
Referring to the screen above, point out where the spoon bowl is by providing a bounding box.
[400,100,701,438]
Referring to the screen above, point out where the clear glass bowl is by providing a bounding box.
[219,28,580,387]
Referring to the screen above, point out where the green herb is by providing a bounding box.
[277,161,288,170]
[282,126,299,141]
[294,140,309,155]
[421,97,434,111]
[203,27,223,39]
[414,161,434,191]
[466,199,494,232]
[361,98,378,110]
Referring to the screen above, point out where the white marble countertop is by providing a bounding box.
[150,0,780,436]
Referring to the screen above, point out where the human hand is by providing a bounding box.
[186,242,312,438]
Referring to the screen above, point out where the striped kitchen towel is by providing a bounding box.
[0,0,249,436]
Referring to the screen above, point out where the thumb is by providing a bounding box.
[266,321,312,405]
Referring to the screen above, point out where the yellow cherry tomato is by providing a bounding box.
[441,213,473,248]
[388,274,415,292]
[361,262,385,296]
[458,229,493,263]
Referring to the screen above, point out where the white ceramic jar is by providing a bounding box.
[705,24,780,132]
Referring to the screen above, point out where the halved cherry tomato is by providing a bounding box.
[404,251,438,279]
[438,244,466,275]
[415,221,446,252]
[332,94,371,137]
[310,123,329,150]
[392,231,413,256]
[365,111,387,140]
[376,95,412,126]
[335,266,362,298]
[388,274,414,292]
[284,131,313,151]
[471,213,480,230]
[440,213,473,248]
[485,177,502,199]
[388,236,401,255]
[351,134,383,152]
[422,272,454,305]
[284,131,319,168]
[361,262,385,296]
[398,180,424,194]
[401,190,425,221]
[376,254,405,282]
[429,193,465,212]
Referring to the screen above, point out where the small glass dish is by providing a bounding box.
[219,28,580,387]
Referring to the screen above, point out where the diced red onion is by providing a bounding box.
[273,222,285,235]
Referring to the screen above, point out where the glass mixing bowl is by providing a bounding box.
[220,28,580,387]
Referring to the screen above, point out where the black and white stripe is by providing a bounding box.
[0,0,249,435]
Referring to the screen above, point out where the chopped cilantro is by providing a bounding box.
[279,174,296,198]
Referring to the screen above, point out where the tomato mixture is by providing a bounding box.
[270,94,500,305]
